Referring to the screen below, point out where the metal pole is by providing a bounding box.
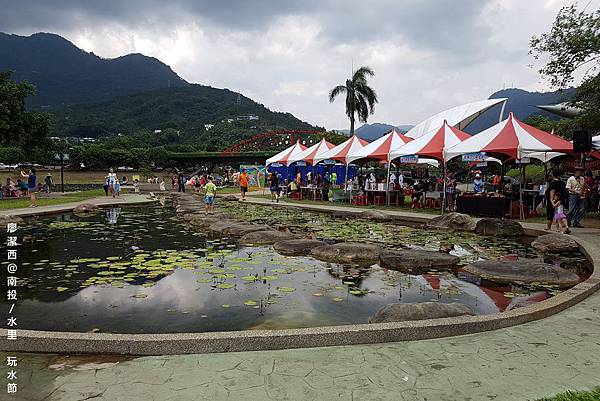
[60,155,64,193]
[441,160,447,214]
[386,161,391,206]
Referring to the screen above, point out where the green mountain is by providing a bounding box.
[0,32,188,109]
[51,84,320,137]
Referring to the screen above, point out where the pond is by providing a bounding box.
[2,201,590,334]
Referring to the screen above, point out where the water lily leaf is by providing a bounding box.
[196,278,213,283]
[262,275,278,281]
[244,300,257,306]
[332,297,344,302]
[132,293,148,298]
[56,287,69,292]
[222,304,231,308]
[241,275,258,281]
[312,293,323,297]
[216,283,235,289]
[278,287,296,293]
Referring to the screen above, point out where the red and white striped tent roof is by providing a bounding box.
[347,129,412,164]
[287,138,335,165]
[389,120,470,162]
[265,140,307,166]
[445,112,573,161]
[313,135,369,165]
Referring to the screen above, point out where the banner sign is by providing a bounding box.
[476,161,488,167]
[295,161,307,166]
[399,155,418,164]
[323,159,336,165]
[462,152,486,162]
[269,162,283,167]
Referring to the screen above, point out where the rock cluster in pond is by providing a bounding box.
[73,203,100,215]
[379,250,460,274]
[369,302,473,323]
[273,239,326,256]
[462,260,580,288]
[360,210,391,221]
[427,212,475,231]
[0,215,23,224]
[239,230,298,245]
[475,218,524,237]
[310,242,382,265]
[531,233,579,253]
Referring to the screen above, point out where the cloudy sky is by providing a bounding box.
[1,0,596,129]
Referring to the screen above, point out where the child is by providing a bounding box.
[551,192,570,234]
[159,178,166,191]
[203,176,217,214]
[133,179,140,193]
[113,179,121,197]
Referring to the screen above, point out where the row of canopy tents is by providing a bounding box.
[266,112,575,169]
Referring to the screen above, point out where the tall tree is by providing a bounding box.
[0,71,51,153]
[329,66,378,136]
[530,4,600,132]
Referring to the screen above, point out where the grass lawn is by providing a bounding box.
[535,388,600,400]
[0,189,105,210]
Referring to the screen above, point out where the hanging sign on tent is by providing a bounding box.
[476,161,488,167]
[323,159,336,165]
[515,157,530,164]
[462,152,487,162]
[269,162,283,167]
[295,161,307,166]
[399,155,418,164]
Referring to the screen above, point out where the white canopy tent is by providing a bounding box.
[405,98,508,139]
[593,135,600,150]
[265,140,307,166]
[286,138,335,165]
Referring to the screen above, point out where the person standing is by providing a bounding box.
[159,178,166,191]
[44,173,53,193]
[268,172,280,202]
[545,171,565,230]
[551,191,570,234]
[445,171,457,212]
[203,176,217,214]
[113,179,121,197]
[20,168,36,207]
[331,171,337,187]
[473,174,484,193]
[239,169,249,201]
[107,168,117,198]
[566,167,586,228]
[178,171,186,193]
[584,171,597,214]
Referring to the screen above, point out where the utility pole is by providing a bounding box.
[54,140,70,193]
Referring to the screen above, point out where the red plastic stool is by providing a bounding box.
[352,195,368,206]
[425,198,435,208]
[374,195,385,206]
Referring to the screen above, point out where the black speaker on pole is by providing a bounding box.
[573,130,592,153]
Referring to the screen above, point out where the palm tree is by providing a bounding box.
[329,66,378,136]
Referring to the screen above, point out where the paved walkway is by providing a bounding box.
[2,194,156,218]
[5,195,600,401]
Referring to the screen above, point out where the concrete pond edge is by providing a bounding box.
[1,200,598,355]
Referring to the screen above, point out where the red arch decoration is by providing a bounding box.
[219,130,322,156]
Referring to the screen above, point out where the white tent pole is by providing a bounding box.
[344,162,350,203]
[442,160,447,214]
[386,160,391,206]
[499,100,507,123]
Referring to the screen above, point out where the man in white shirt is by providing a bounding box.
[398,172,404,188]
[566,167,586,228]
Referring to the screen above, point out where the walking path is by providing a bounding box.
[5,194,600,401]
[1,194,156,218]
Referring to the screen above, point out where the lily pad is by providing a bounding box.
[278,287,296,293]
[244,300,258,306]
[56,287,69,293]
[216,283,235,289]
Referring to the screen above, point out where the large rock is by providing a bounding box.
[210,222,271,237]
[186,215,222,229]
[360,210,391,221]
[475,218,524,237]
[531,234,579,253]
[221,194,239,201]
[73,203,100,215]
[462,260,580,288]
[427,212,475,231]
[310,242,382,265]
[369,302,473,323]
[273,239,326,256]
[239,230,297,245]
[0,215,23,225]
[331,210,357,219]
[208,220,243,234]
[379,250,460,274]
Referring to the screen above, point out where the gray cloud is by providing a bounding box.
[0,0,583,128]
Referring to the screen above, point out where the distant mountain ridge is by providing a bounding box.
[464,87,576,134]
[350,123,413,141]
[0,32,188,108]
